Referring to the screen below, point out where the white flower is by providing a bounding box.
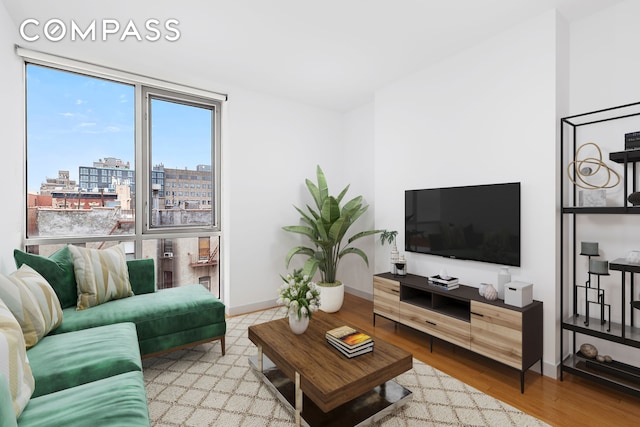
[301,306,308,316]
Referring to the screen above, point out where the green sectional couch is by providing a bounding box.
[0,247,227,426]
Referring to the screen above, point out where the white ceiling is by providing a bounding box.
[1,0,624,111]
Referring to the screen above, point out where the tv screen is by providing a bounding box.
[405,182,521,266]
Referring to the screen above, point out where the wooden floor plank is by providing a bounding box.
[331,292,640,427]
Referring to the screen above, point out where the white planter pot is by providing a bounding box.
[318,282,344,313]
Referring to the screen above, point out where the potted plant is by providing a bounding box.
[283,165,381,312]
[380,230,399,260]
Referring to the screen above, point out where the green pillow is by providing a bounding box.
[14,246,77,309]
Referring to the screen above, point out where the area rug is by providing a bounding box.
[143,308,548,426]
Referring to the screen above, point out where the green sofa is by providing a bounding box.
[14,250,227,357]
[0,248,227,427]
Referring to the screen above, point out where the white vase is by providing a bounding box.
[318,282,344,313]
[289,312,310,334]
[497,267,511,300]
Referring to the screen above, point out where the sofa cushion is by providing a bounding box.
[53,284,226,355]
[126,258,155,295]
[27,323,142,398]
[14,246,77,309]
[69,244,134,310]
[0,372,18,427]
[17,371,150,427]
[0,298,34,418]
[0,266,63,349]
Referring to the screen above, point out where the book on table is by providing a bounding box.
[428,275,459,285]
[327,339,374,358]
[325,325,373,349]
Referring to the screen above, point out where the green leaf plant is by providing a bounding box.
[283,165,382,286]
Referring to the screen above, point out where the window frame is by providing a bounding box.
[142,86,221,234]
[18,47,225,255]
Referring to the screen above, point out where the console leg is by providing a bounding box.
[295,371,302,427]
[520,371,525,394]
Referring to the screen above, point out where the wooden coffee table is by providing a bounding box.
[248,310,413,426]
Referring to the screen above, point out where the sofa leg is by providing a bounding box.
[221,336,225,356]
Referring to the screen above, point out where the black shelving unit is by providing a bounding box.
[560,101,640,396]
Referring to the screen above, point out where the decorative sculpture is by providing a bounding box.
[567,142,620,189]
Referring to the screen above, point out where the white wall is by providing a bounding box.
[223,88,346,314]
[0,2,24,272]
[337,102,376,300]
[373,10,563,376]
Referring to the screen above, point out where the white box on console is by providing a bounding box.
[504,281,533,308]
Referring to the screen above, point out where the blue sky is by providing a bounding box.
[26,64,212,192]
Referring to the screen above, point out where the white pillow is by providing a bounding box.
[0,265,63,348]
[15,265,62,337]
[0,298,35,417]
[69,244,133,310]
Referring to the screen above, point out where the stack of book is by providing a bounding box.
[428,275,459,290]
[326,325,374,358]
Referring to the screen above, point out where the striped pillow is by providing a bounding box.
[69,244,133,310]
[0,265,63,348]
[0,298,35,417]
[14,265,63,337]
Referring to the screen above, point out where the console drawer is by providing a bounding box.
[470,301,522,368]
[374,276,400,321]
[400,301,470,349]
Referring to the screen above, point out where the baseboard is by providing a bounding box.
[229,288,373,317]
[227,300,279,317]
[344,286,373,301]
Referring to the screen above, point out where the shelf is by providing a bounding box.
[610,150,640,164]
[610,258,640,274]
[562,316,625,343]
[562,316,640,349]
[562,353,640,397]
[560,102,640,398]
[561,206,640,214]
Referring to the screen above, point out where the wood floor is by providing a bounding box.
[331,293,640,427]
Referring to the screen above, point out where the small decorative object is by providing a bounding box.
[483,284,498,301]
[394,255,407,276]
[589,259,609,275]
[277,269,320,334]
[580,241,599,256]
[567,142,621,190]
[604,355,613,363]
[440,269,451,280]
[381,230,399,258]
[628,191,640,206]
[579,256,611,331]
[497,266,511,300]
[624,131,640,150]
[580,343,598,359]
[627,250,640,264]
[478,283,489,297]
[578,189,607,207]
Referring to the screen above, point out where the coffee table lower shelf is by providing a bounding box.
[249,355,412,427]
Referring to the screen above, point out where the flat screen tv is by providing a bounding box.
[405,182,521,267]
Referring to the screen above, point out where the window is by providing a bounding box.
[22,51,224,299]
